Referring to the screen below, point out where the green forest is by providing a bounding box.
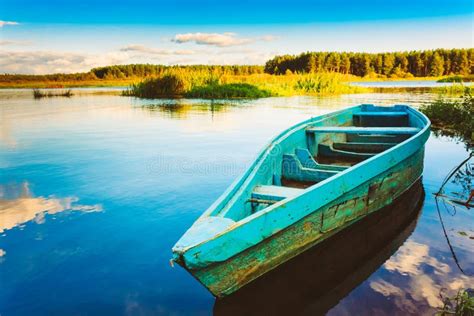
[0,65,264,84]
[264,48,473,77]
[1,49,473,88]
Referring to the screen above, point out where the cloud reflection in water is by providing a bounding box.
[369,240,474,312]
[0,182,102,234]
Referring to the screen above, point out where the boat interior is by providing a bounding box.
[211,104,424,222]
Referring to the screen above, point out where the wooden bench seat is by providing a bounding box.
[353,111,409,127]
[306,126,420,135]
[332,142,396,153]
[252,185,303,202]
[353,111,408,117]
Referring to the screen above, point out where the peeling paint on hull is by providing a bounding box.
[193,148,424,297]
[214,180,424,315]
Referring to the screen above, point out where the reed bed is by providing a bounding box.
[437,75,474,83]
[421,89,474,143]
[123,71,365,99]
[33,89,73,99]
[433,84,473,96]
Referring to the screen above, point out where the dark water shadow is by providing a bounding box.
[214,180,425,316]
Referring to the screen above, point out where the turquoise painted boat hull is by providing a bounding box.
[172,104,430,297]
[214,179,425,315]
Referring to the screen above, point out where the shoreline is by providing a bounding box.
[0,76,468,90]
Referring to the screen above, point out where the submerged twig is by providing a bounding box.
[435,198,467,275]
[436,152,474,197]
[434,153,474,276]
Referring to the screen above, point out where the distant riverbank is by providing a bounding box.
[1,67,472,100]
[1,74,470,90]
[7,79,471,101]
[0,78,136,89]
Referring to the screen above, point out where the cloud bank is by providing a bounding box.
[0,29,279,73]
[0,182,102,234]
[0,40,31,46]
[0,50,129,74]
[367,240,474,313]
[0,46,272,74]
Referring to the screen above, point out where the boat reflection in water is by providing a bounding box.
[214,180,425,316]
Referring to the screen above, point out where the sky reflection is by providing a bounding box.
[0,90,473,315]
[0,182,102,234]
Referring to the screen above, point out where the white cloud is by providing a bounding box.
[172,32,254,47]
[0,40,32,46]
[0,40,19,46]
[0,50,130,74]
[0,48,210,74]
[0,21,19,27]
[369,279,404,297]
[260,35,280,42]
[0,40,276,73]
[369,279,418,313]
[0,182,102,234]
[166,57,199,65]
[120,44,196,56]
[384,241,450,276]
[365,240,474,313]
[207,50,274,65]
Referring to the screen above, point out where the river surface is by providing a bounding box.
[0,89,473,315]
[350,80,473,88]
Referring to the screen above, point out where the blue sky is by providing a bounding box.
[0,0,473,74]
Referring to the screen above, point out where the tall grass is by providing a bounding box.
[421,89,474,143]
[123,71,365,99]
[33,89,73,99]
[122,70,219,98]
[437,289,474,315]
[293,73,359,94]
[433,84,473,96]
[187,83,272,98]
[437,75,474,83]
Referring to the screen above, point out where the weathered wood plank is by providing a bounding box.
[252,185,303,201]
[306,126,420,134]
[318,143,374,160]
[332,142,396,153]
[295,148,348,171]
[353,111,408,117]
[194,148,425,296]
[282,154,339,183]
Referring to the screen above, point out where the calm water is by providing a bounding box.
[350,80,473,88]
[0,89,473,315]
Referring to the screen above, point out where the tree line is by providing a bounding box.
[0,65,264,82]
[1,49,472,82]
[264,49,473,77]
[91,64,264,79]
[0,72,98,82]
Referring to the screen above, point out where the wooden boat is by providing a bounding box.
[172,104,430,297]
